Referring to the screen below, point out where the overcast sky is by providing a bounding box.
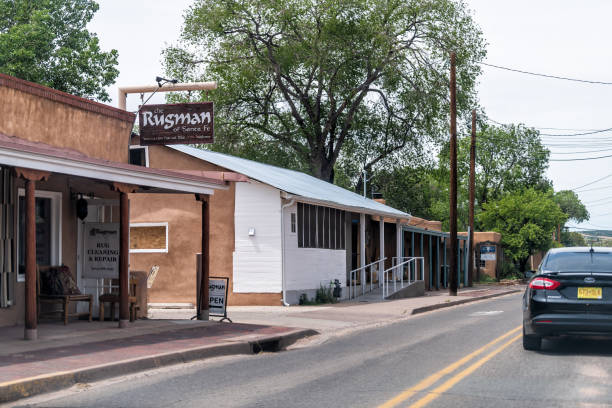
[89,1,612,231]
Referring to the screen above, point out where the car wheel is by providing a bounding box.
[522,329,541,351]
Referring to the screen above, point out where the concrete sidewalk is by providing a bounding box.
[153,284,524,337]
[0,320,315,404]
[0,284,521,404]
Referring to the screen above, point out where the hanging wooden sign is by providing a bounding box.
[138,102,214,145]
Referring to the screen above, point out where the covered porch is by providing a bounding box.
[0,133,227,340]
[346,214,470,300]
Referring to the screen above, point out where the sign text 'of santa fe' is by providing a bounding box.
[138,103,214,145]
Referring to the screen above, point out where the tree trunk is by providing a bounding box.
[310,154,334,183]
[519,257,529,273]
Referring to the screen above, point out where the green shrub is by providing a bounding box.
[298,283,338,305]
[476,274,497,283]
[315,283,337,304]
[500,261,522,280]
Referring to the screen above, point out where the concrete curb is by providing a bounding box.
[411,289,522,315]
[0,328,317,404]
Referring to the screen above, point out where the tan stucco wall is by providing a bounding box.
[459,231,502,279]
[0,85,131,163]
[407,216,442,232]
[0,75,134,327]
[129,145,280,305]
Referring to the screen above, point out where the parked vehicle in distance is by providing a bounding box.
[523,247,612,350]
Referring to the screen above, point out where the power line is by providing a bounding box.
[584,222,612,230]
[480,62,612,85]
[585,199,612,208]
[572,172,612,191]
[566,225,595,231]
[550,148,612,155]
[585,195,612,204]
[486,117,612,138]
[572,184,612,193]
[540,128,612,137]
[550,152,612,162]
[567,224,612,231]
[538,127,603,131]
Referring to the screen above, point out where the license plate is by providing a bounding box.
[578,287,602,299]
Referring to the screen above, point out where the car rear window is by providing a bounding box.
[544,252,612,272]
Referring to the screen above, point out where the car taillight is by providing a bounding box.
[529,277,561,290]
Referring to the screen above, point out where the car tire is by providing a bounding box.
[522,330,541,351]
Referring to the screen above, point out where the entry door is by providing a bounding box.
[76,200,119,315]
[16,189,61,283]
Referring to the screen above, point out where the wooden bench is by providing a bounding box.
[37,265,93,325]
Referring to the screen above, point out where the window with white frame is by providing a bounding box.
[290,213,296,233]
[129,222,168,253]
[17,189,62,282]
[129,145,149,167]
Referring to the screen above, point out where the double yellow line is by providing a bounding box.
[378,325,522,408]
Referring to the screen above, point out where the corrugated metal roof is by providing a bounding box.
[170,145,410,219]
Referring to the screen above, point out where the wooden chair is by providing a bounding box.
[99,276,139,322]
[37,265,93,325]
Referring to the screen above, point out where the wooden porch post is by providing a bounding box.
[196,194,210,320]
[15,168,50,340]
[379,218,384,286]
[24,179,36,339]
[359,213,366,295]
[395,220,402,272]
[112,183,138,328]
[119,191,129,327]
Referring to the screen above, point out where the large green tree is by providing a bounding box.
[554,190,589,224]
[0,0,118,101]
[560,230,586,247]
[457,122,551,207]
[164,0,486,182]
[478,188,567,272]
[370,121,551,229]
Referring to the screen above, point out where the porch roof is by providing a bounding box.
[401,224,468,240]
[0,133,227,195]
[170,145,410,219]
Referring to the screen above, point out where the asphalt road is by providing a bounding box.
[15,292,612,408]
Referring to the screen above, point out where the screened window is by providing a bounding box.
[297,203,345,250]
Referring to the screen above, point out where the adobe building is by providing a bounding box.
[0,74,228,338]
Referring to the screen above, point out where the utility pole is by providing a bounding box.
[468,109,476,287]
[449,51,458,296]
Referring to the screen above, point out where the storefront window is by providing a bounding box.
[17,190,61,282]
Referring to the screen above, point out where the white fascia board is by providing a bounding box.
[290,194,411,220]
[0,146,225,195]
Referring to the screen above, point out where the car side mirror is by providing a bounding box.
[525,271,535,279]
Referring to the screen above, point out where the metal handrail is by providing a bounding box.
[348,258,387,299]
[382,257,425,299]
